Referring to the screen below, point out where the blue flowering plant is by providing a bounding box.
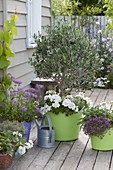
[40,90,91,116]
[81,102,113,138]
[0,75,43,122]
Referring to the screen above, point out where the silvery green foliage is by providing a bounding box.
[30,21,102,95]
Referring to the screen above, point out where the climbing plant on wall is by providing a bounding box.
[0,15,18,102]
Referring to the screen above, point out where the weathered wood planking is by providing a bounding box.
[7,89,113,170]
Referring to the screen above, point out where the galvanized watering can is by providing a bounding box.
[36,115,55,148]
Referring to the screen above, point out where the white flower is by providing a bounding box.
[97,30,102,34]
[62,99,71,107]
[75,106,79,112]
[44,94,52,101]
[25,140,33,150]
[100,58,104,62]
[96,21,100,25]
[51,94,62,103]
[25,142,31,150]
[17,146,26,155]
[52,102,60,108]
[68,102,76,110]
[100,67,104,70]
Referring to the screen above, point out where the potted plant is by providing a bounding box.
[0,75,43,142]
[81,102,113,150]
[40,90,91,141]
[0,121,33,169]
[29,20,102,96]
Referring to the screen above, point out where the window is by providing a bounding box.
[27,0,41,48]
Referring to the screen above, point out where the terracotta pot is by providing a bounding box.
[0,154,13,170]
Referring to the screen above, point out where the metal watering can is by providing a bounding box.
[36,115,55,148]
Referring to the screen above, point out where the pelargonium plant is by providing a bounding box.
[81,102,113,138]
[0,75,43,122]
[40,91,91,116]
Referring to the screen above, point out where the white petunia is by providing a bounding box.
[51,94,62,103]
[17,146,26,155]
[68,102,76,110]
[25,142,31,150]
[98,30,102,34]
[52,102,60,108]
[62,99,71,107]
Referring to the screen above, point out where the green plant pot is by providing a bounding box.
[91,129,113,151]
[47,111,82,141]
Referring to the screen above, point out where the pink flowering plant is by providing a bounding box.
[81,102,113,138]
[0,75,43,122]
[40,91,91,116]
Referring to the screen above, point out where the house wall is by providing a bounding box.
[3,0,51,88]
[0,0,3,30]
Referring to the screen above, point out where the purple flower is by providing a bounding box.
[35,84,43,89]
[12,98,19,105]
[83,116,111,137]
[8,75,16,80]
[13,79,22,85]
[20,106,27,112]
[36,107,42,113]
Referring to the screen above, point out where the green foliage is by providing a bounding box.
[52,0,106,16]
[0,15,18,102]
[0,120,26,134]
[0,130,25,156]
[29,21,102,95]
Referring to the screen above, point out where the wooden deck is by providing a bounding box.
[8,88,113,170]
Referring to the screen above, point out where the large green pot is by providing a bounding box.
[47,111,82,141]
[91,129,113,151]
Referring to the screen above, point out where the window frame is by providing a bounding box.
[26,0,42,48]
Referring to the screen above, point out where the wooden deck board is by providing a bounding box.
[7,89,113,170]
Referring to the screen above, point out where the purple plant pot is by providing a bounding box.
[22,122,31,142]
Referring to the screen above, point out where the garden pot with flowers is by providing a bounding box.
[40,91,91,141]
[0,75,43,142]
[0,120,33,169]
[81,102,113,151]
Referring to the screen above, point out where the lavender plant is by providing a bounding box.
[0,76,43,122]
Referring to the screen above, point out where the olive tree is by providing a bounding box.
[29,21,101,96]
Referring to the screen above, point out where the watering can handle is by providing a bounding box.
[41,114,53,143]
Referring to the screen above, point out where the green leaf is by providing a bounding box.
[0,44,3,56]
[4,30,10,44]
[0,57,10,69]
[0,92,5,102]
[0,30,4,41]
[3,75,12,89]
[4,46,14,58]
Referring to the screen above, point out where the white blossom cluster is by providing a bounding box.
[94,77,110,88]
[40,92,92,115]
[17,140,33,155]
[13,131,33,156]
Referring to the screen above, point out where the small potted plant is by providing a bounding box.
[0,120,33,169]
[81,102,113,150]
[0,75,43,142]
[40,90,91,141]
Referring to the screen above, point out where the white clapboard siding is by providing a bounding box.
[10,39,26,53]
[4,0,51,88]
[42,17,51,26]
[42,0,51,7]
[9,49,34,67]
[42,7,51,17]
[0,12,3,25]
